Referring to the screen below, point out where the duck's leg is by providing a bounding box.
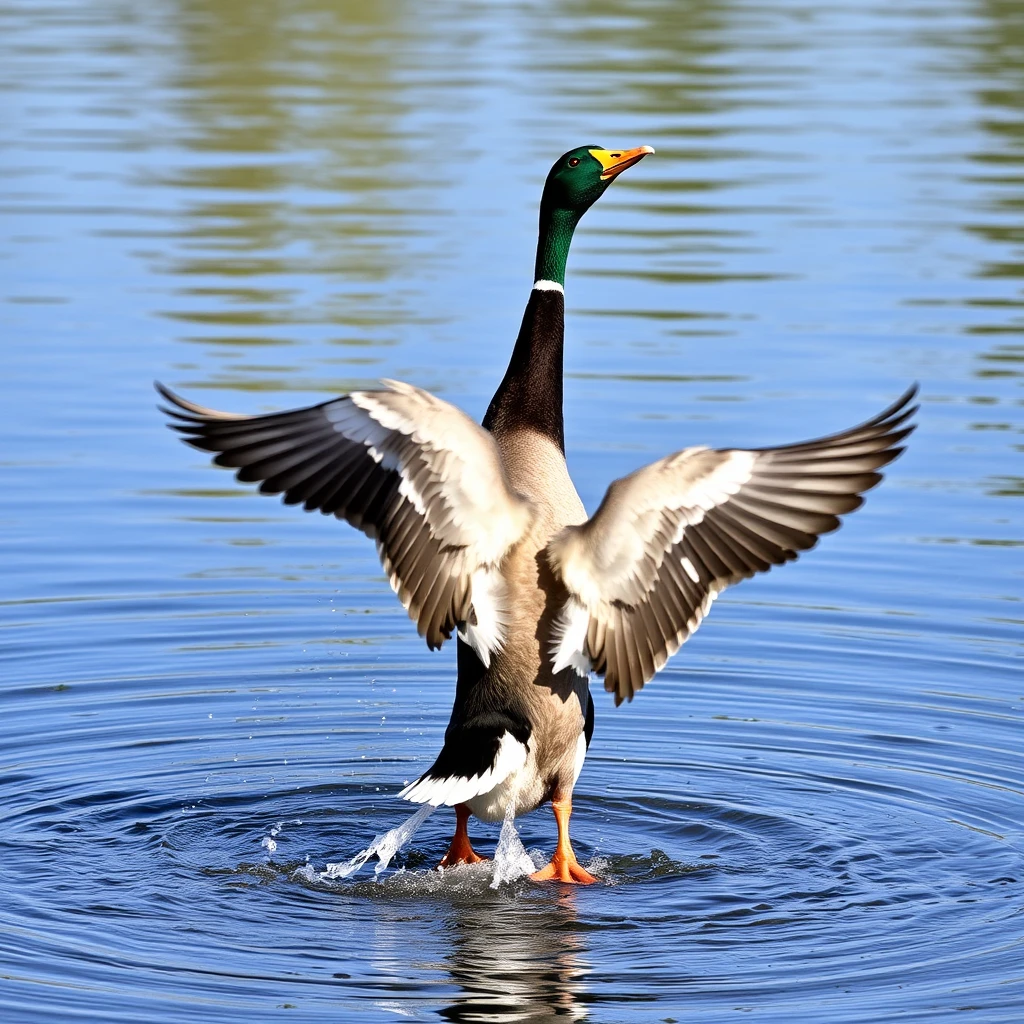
[530,796,598,884]
[438,803,487,867]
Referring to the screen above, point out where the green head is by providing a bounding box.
[535,144,654,286]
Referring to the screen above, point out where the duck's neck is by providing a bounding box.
[483,207,580,452]
[533,207,579,287]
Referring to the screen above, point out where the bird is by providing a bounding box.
[158,144,917,884]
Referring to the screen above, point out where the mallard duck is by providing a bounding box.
[158,144,916,884]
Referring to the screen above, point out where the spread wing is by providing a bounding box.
[158,380,533,665]
[546,386,918,704]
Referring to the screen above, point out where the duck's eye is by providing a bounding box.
[568,157,580,167]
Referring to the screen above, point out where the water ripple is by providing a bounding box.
[3,0,1024,1020]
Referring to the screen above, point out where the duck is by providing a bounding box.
[158,144,917,884]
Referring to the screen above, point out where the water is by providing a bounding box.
[1,0,1021,1020]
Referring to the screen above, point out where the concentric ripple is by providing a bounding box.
[3,0,1024,1020]
[1,633,1021,1022]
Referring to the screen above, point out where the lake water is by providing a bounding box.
[1,0,1022,1021]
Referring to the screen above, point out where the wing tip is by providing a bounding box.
[154,380,248,422]
[155,380,200,418]
[875,382,919,424]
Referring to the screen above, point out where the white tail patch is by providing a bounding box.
[550,598,592,676]
[399,732,528,807]
[458,567,509,668]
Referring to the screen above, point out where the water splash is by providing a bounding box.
[261,822,281,857]
[318,803,435,880]
[489,804,537,888]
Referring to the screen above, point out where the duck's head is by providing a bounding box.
[535,144,654,286]
[542,145,655,216]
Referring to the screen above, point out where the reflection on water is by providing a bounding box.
[158,0,468,396]
[964,0,1024,482]
[437,894,589,1023]
[1,0,1022,1021]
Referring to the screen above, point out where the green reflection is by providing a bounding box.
[526,0,738,120]
[966,2,1024,387]
[141,487,252,499]
[941,0,1024,520]
[988,476,1024,497]
[158,0,443,373]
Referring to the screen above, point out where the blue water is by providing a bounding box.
[1,0,1022,1021]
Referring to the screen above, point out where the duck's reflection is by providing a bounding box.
[437,887,589,1023]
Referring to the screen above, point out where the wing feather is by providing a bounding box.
[547,386,918,703]
[158,380,533,661]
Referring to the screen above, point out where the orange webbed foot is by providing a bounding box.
[530,852,598,885]
[439,845,487,867]
[529,796,599,884]
[438,803,488,868]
